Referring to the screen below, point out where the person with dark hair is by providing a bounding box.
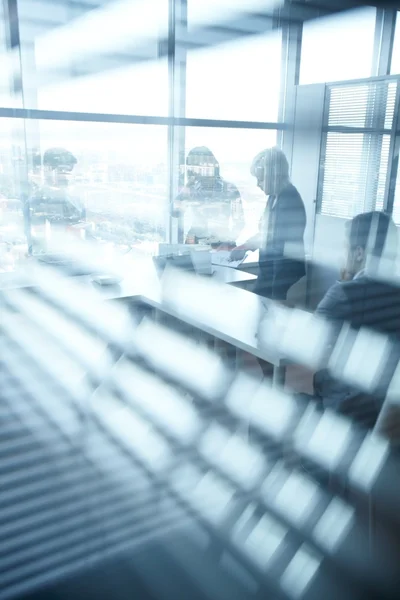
[308,211,400,427]
[173,146,244,246]
[230,147,306,300]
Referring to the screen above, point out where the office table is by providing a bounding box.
[135,266,286,387]
[0,261,286,386]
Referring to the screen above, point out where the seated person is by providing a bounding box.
[173,146,244,246]
[230,147,306,301]
[309,211,400,428]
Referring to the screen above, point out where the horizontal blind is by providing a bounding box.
[319,79,398,218]
[328,80,396,129]
[321,133,366,218]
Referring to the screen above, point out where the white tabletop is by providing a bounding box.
[0,260,283,366]
[140,267,283,366]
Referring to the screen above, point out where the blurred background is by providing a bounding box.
[1,2,400,600]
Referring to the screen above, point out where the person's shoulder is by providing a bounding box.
[316,280,350,320]
[342,274,400,303]
[280,184,304,206]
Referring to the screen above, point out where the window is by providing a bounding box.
[18,0,169,115]
[0,118,168,272]
[186,31,282,122]
[318,80,396,219]
[320,132,390,219]
[0,118,28,271]
[0,2,22,108]
[300,7,376,85]
[187,0,280,28]
[390,13,400,75]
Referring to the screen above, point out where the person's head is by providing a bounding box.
[185,147,219,184]
[250,147,289,195]
[43,148,77,186]
[343,211,398,279]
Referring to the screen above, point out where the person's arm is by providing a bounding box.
[229,234,261,260]
[229,194,263,259]
[315,282,350,368]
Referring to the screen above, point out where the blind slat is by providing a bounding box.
[319,79,396,218]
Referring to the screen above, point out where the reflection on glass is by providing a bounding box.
[233,510,288,569]
[226,376,295,439]
[349,432,389,491]
[200,423,266,489]
[182,128,277,241]
[313,498,354,552]
[96,393,172,471]
[113,359,201,443]
[0,119,168,272]
[176,146,245,245]
[264,470,320,526]
[134,319,228,400]
[294,410,352,471]
[171,467,236,524]
[281,544,321,598]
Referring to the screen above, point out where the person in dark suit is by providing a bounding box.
[230,147,306,300]
[310,211,400,428]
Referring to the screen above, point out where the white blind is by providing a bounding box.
[319,80,397,218]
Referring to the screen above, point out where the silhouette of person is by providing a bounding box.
[173,146,244,246]
[231,147,306,300]
[26,148,85,254]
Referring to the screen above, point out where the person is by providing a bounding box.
[309,211,400,428]
[25,147,86,254]
[230,147,306,300]
[173,146,244,246]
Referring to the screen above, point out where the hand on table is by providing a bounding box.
[229,245,248,262]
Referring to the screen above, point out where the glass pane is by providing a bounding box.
[0,2,23,108]
[0,118,168,272]
[0,119,29,272]
[17,0,169,115]
[186,31,282,122]
[179,127,277,242]
[188,0,281,28]
[390,13,400,74]
[300,7,376,85]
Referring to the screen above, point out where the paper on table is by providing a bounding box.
[211,251,244,269]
